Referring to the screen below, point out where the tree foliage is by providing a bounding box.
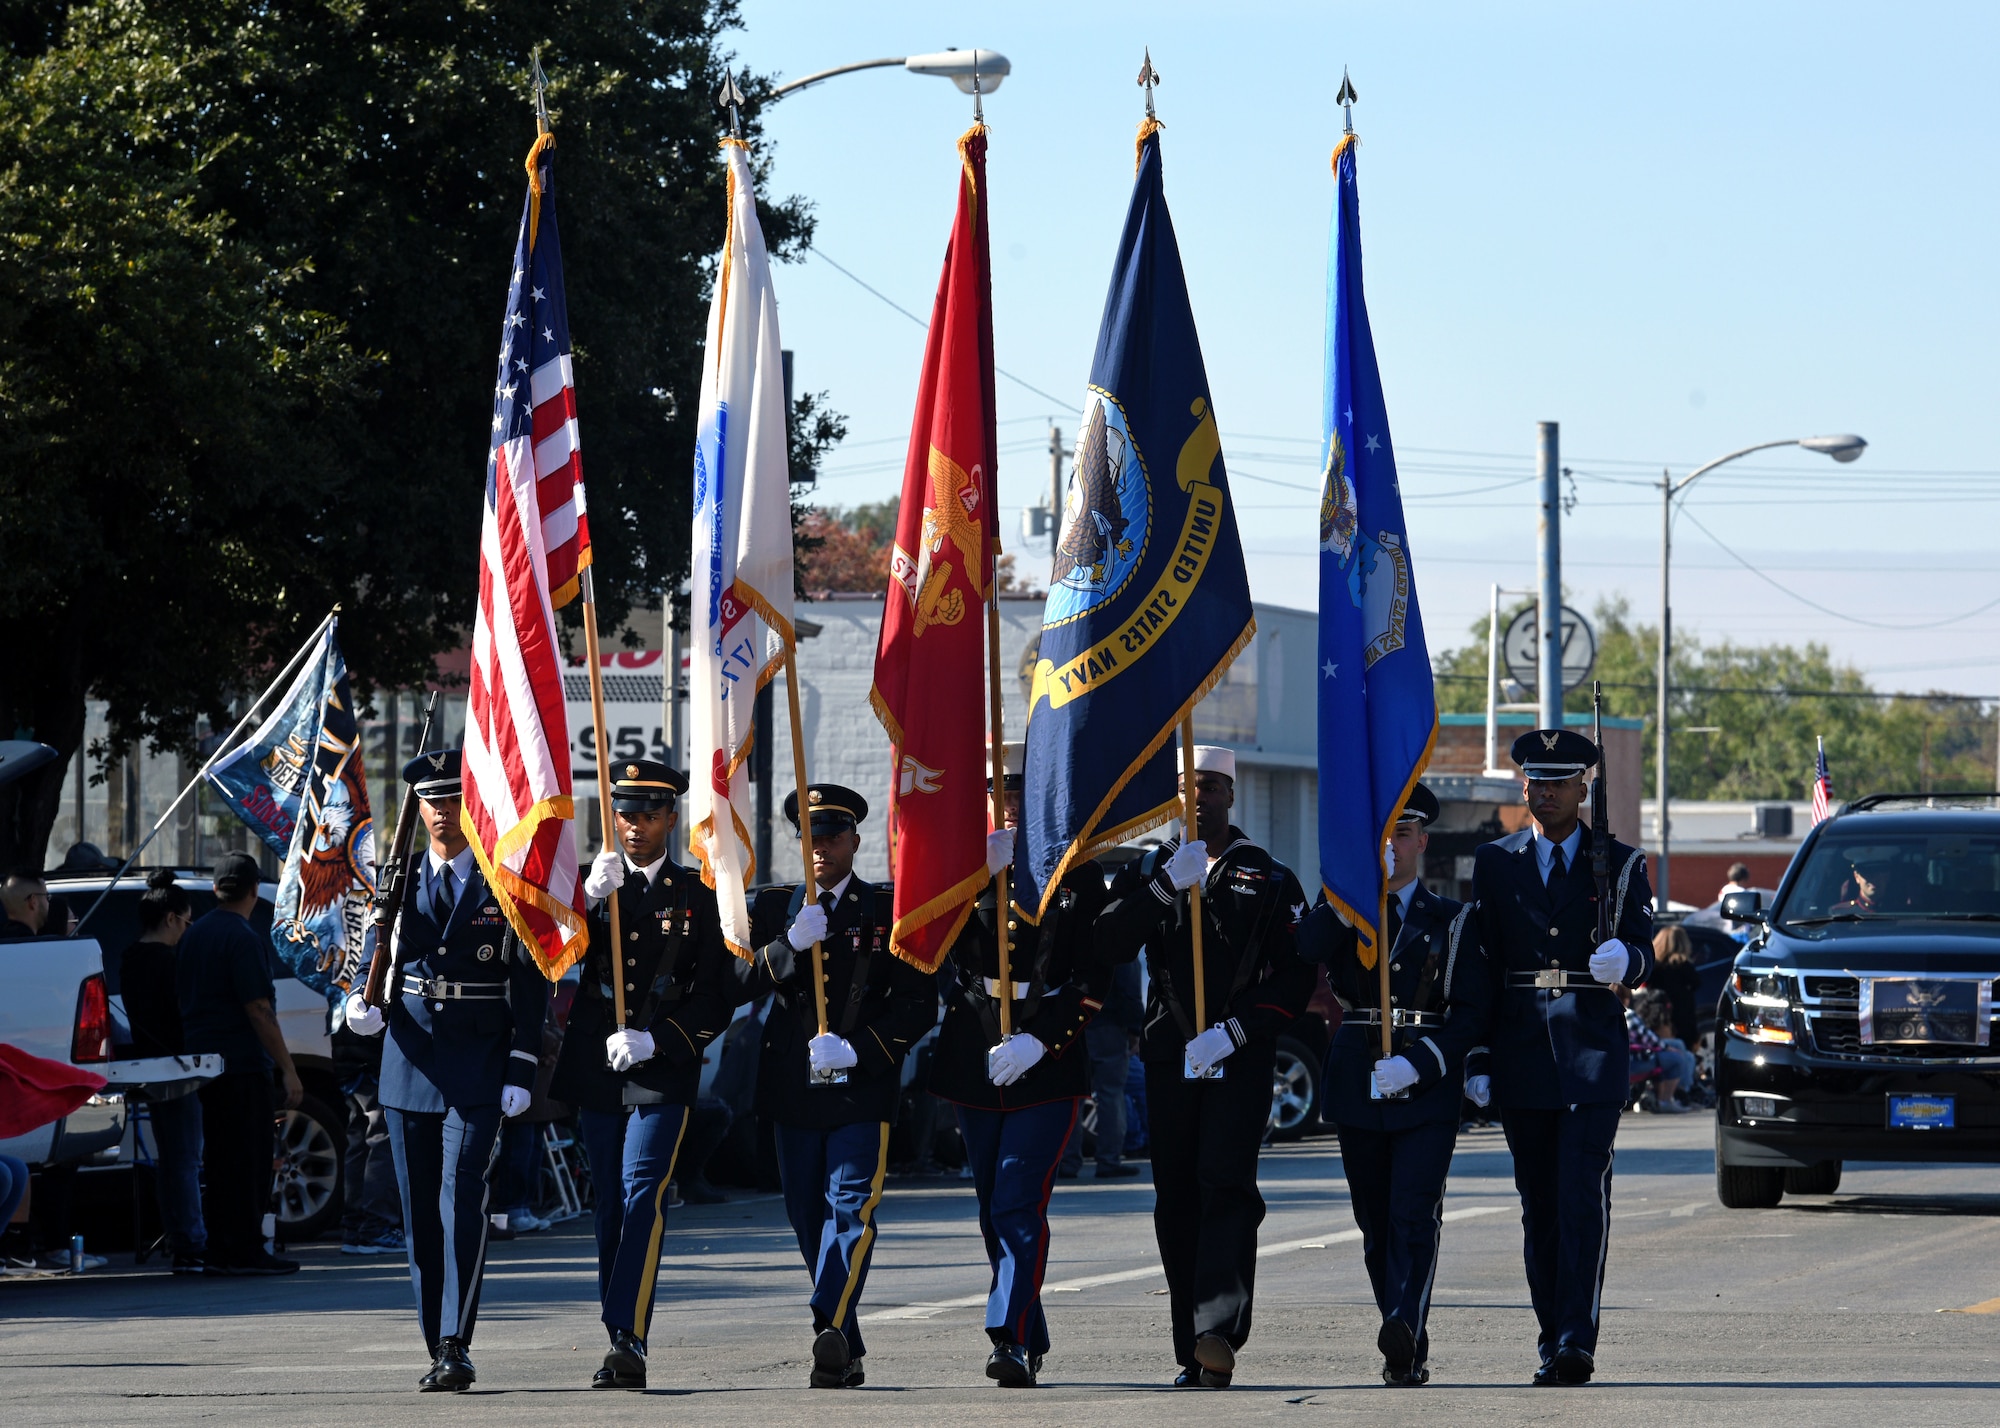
[1433,597,1996,802]
[0,0,822,868]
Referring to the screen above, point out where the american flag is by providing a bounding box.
[461,131,589,978]
[1811,736,1834,826]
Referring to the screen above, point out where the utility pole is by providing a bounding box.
[1657,466,1673,910]
[1047,424,1064,564]
[1537,421,1563,734]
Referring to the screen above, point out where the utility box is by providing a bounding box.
[1752,804,1794,839]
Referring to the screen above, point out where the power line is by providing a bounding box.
[1433,672,1997,704]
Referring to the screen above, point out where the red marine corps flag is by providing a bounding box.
[869,119,1001,973]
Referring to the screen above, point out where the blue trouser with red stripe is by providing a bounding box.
[955,1098,1080,1358]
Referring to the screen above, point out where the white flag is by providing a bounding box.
[687,140,796,957]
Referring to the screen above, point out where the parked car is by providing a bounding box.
[1713,794,2000,1208]
[50,870,346,1239]
[1657,893,1776,1041]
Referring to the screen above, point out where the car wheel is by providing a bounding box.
[273,1095,344,1240]
[1268,1037,1319,1142]
[1783,1159,1842,1196]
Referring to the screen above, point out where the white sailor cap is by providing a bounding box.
[1191,745,1236,781]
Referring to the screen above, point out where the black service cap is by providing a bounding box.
[402,748,463,800]
[1510,728,1600,780]
[783,783,868,836]
[1395,783,1441,826]
[609,759,689,812]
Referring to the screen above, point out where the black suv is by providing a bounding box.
[1714,794,2000,1207]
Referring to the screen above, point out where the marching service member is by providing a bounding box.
[1100,746,1316,1389]
[737,785,938,1389]
[1476,729,1654,1387]
[929,742,1125,1388]
[550,760,737,1391]
[342,750,549,1392]
[1298,783,1490,1386]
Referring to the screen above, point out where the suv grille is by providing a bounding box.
[1802,975,1860,1001]
[1805,1013,1994,1061]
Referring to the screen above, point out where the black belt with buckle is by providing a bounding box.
[1344,1008,1448,1028]
[403,975,508,1002]
[1507,970,1609,991]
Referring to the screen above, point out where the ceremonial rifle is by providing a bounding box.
[361,692,441,1009]
[1591,680,1613,948]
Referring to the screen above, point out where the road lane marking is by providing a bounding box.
[1670,1201,1708,1217]
[860,1204,1508,1322]
[1941,1296,2000,1314]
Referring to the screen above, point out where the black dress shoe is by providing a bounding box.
[594,1329,646,1389]
[1095,1162,1139,1179]
[986,1341,1035,1387]
[1383,1361,1430,1386]
[1552,1346,1594,1384]
[1173,1367,1203,1387]
[1193,1332,1235,1387]
[844,1360,866,1388]
[420,1337,475,1392]
[809,1326,851,1388]
[1531,1363,1562,1387]
[1377,1317,1416,1378]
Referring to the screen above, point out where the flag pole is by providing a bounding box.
[580,571,627,1026]
[986,539,1012,1040]
[1179,714,1207,1036]
[783,651,831,1037]
[75,605,341,936]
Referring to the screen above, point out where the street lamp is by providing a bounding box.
[1654,433,1867,910]
[773,49,1011,99]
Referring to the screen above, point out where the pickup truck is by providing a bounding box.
[0,933,128,1170]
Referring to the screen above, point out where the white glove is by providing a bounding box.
[501,1085,532,1118]
[1373,1056,1420,1095]
[1165,839,1209,891]
[986,829,1015,879]
[342,992,385,1037]
[987,1033,1047,1086]
[788,902,829,951]
[809,1033,858,1073]
[1465,1074,1492,1108]
[584,849,626,900]
[607,1028,656,1072]
[1184,1023,1235,1075]
[1590,939,1630,984]
[1383,841,1396,877]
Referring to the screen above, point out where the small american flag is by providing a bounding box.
[1811,736,1833,826]
[461,130,589,978]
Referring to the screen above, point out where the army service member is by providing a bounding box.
[736,785,938,1389]
[342,750,550,1392]
[930,742,1120,1388]
[1298,783,1490,1386]
[550,760,737,1391]
[1100,746,1315,1389]
[1475,729,1654,1387]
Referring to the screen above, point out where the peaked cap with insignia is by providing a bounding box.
[401,748,463,800]
[1510,727,1599,780]
[783,783,868,836]
[609,758,689,813]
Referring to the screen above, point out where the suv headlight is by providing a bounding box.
[1726,969,1795,1045]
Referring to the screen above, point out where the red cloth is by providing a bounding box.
[869,123,1001,973]
[0,1042,108,1138]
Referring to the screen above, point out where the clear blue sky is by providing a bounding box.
[729,1,2000,691]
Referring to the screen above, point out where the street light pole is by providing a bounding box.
[1654,434,1866,910]
[772,49,1012,99]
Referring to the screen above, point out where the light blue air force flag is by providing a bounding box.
[1317,135,1437,969]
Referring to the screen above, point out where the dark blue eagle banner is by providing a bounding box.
[1015,125,1255,921]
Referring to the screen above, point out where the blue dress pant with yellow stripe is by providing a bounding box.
[956,1099,1079,1358]
[775,1120,891,1358]
[385,1104,501,1353]
[578,1104,691,1342]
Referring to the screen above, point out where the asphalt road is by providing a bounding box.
[5,1110,1999,1425]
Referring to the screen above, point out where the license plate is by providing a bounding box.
[1887,1093,1955,1130]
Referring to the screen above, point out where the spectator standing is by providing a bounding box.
[1059,956,1143,1179]
[177,851,302,1275]
[114,871,207,1272]
[1648,926,1705,1049]
[1,870,49,938]
[1718,862,1752,903]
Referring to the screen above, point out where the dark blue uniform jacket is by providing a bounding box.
[380,859,549,1115]
[1473,826,1654,1109]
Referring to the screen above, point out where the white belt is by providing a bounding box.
[983,977,1032,1000]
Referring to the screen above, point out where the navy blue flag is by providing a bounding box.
[1016,125,1255,920]
[1317,134,1437,969]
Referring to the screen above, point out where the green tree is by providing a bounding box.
[1432,597,1995,802]
[1,1,827,868]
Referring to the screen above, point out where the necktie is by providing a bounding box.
[436,862,456,921]
[821,890,837,917]
[1549,844,1567,885]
